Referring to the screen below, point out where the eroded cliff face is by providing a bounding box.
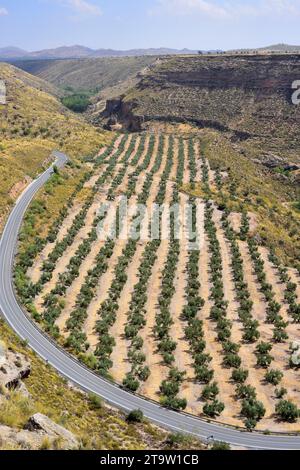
[144,55,300,96]
[99,55,300,147]
[101,97,144,131]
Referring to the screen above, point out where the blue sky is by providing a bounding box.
[0,0,300,51]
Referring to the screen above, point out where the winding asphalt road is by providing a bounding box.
[0,152,299,450]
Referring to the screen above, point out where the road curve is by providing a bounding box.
[0,152,299,450]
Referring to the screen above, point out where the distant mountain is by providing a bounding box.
[258,43,300,52]
[0,45,199,60]
[0,46,30,59]
[91,47,199,57]
[230,43,300,54]
[31,45,94,59]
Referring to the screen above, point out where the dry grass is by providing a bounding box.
[0,319,205,450]
[0,62,112,232]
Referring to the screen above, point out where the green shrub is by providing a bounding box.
[61,93,91,113]
[126,409,144,423]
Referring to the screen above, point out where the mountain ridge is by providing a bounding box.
[0,45,199,60]
[1,43,300,60]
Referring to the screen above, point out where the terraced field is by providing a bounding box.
[16,133,300,432]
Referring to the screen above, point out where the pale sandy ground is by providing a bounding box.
[193,139,202,183]
[207,161,216,188]
[206,207,247,426]
[28,136,125,285]
[54,136,143,335]
[172,195,203,414]
[83,239,126,346]
[228,212,242,233]
[109,136,168,382]
[237,240,275,417]
[34,194,108,311]
[139,182,175,400]
[33,136,131,312]
[109,242,146,382]
[84,134,160,348]
[186,198,298,429]
[28,203,83,284]
[182,139,191,185]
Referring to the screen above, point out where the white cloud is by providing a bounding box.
[60,0,102,17]
[150,0,300,19]
[150,0,229,18]
[0,7,8,16]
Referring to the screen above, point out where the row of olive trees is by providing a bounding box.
[156,138,201,409]
[38,135,136,340]
[221,210,260,344]
[35,134,130,297]
[156,138,191,410]
[248,238,289,344]
[176,137,185,186]
[66,136,164,357]
[106,134,148,201]
[15,134,125,312]
[156,187,185,409]
[50,135,133,352]
[223,202,300,425]
[94,137,166,378]
[123,135,175,392]
[268,250,300,325]
[188,139,197,189]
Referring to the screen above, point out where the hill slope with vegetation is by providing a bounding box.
[98,54,300,267]
[0,319,204,450]
[13,57,157,94]
[0,63,208,451]
[0,62,110,229]
[102,54,300,163]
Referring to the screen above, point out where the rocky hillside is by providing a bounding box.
[100,54,300,162]
[0,321,205,450]
[13,57,157,93]
[0,62,110,230]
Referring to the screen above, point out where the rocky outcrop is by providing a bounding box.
[102,97,143,131]
[99,54,300,144]
[0,415,78,450]
[253,153,300,171]
[0,342,78,449]
[146,55,300,97]
[25,414,78,449]
[0,344,31,391]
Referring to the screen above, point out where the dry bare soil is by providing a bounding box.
[17,130,300,433]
